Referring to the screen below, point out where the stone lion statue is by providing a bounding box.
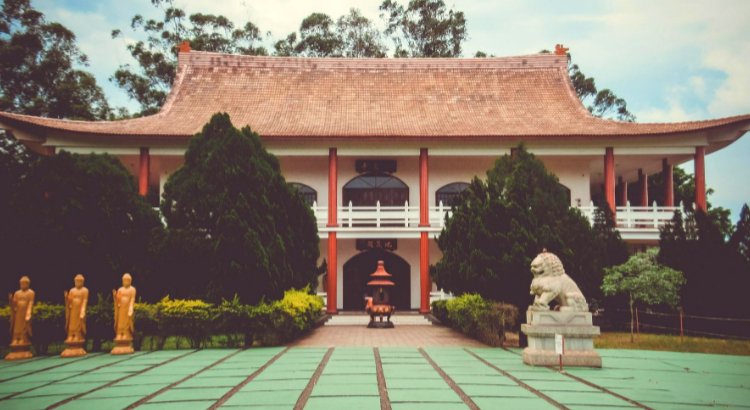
[529,250,588,312]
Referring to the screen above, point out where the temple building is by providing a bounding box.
[2,45,749,313]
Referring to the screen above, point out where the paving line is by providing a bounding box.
[207,347,291,410]
[293,347,334,410]
[418,347,481,410]
[47,349,198,410]
[0,351,154,402]
[499,347,657,410]
[0,356,50,370]
[0,353,103,383]
[464,348,569,410]
[125,348,250,409]
[373,347,392,410]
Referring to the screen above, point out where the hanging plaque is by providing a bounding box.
[356,239,397,251]
[356,160,397,173]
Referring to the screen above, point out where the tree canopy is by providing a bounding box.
[431,144,619,308]
[0,0,112,120]
[602,247,684,342]
[1,143,160,301]
[379,0,467,57]
[159,112,322,304]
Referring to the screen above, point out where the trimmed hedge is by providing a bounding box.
[1,287,323,353]
[432,294,518,347]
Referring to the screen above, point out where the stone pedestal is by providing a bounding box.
[5,343,33,361]
[367,321,394,329]
[61,340,87,358]
[521,309,601,368]
[110,338,134,355]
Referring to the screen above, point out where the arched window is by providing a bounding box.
[289,183,317,206]
[342,173,409,207]
[558,183,571,205]
[435,182,470,206]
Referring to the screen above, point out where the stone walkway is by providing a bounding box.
[290,324,486,347]
[1,346,749,410]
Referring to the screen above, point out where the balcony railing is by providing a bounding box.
[576,201,683,240]
[311,201,453,230]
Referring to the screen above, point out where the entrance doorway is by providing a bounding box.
[343,250,411,311]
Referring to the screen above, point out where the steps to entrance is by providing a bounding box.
[324,313,432,326]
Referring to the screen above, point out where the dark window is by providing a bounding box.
[435,182,470,206]
[289,183,317,206]
[343,173,409,207]
[558,183,571,205]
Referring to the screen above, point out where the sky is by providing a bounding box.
[31,0,750,222]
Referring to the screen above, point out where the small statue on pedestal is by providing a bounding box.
[61,275,89,358]
[522,250,601,367]
[6,276,35,361]
[111,273,136,355]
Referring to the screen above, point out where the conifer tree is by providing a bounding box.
[432,144,609,308]
[160,113,321,304]
[730,204,750,267]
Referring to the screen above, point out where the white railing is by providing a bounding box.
[430,289,455,305]
[576,201,683,230]
[311,201,453,230]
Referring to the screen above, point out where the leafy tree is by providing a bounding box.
[379,0,468,57]
[295,13,342,57]
[5,151,160,301]
[592,201,630,268]
[730,204,750,267]
[111,0,268,115]
[336,8,388,58]
[432,144,609,308]
[0,0,112,120]
[160,113,322,304]
[602,248,684,342]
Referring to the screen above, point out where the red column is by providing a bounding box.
[695,146,706,212]
[604,148,615,216]
[618,177,628,207]
[139,147,149,196]
[327,148,338,314]
[419,148,431,313]
[638,169,648,207]
[663,158,674,207]
[44,146,56,156]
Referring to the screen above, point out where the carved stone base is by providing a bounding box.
[367,321,395,329]
[110,338,134,355]
[5,343,33,361]
[521,309,602,368]
[61,340,87,358]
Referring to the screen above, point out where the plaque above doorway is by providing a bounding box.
[356,159,396,173]
[356,239,397,251]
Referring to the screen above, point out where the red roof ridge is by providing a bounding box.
[178,50,569,70]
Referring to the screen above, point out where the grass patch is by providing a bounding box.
[596,332,750,356]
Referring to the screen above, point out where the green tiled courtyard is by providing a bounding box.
[1,347,749,410]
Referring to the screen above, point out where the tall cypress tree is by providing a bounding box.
[160,113,321,304]
[432,144,609,308]
[730,204,750,267]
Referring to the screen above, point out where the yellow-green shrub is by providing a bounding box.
[432,294,518,347]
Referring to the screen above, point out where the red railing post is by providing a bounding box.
[636,306,640,338]
[680,309,684,343]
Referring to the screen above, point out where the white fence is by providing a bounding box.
[576,201,683,230]
[311,201,453,229]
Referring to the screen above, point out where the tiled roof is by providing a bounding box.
[1,51,749,140]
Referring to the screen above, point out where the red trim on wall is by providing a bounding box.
[139,147,149,196]
[695,147,706,212]
[604,147,615,217]
[327,148,338,227]
[420,232,430,314]
[327,233,338,314]
[419,148,430,227]
[638,169,648,207]
[663,159,674,207]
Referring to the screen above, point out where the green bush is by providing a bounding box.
[0,288,323,352]
[252,287,324,346]
[432,294,518,347]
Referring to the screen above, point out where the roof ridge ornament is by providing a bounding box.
[555,44,569,55]
[175,41,191,53]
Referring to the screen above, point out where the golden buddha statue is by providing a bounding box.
[6,276,35,360]
[61,275,89,357]
[111,273,136,355]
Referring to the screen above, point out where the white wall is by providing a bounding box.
[540,156,592,207]
[278,156,328,206]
